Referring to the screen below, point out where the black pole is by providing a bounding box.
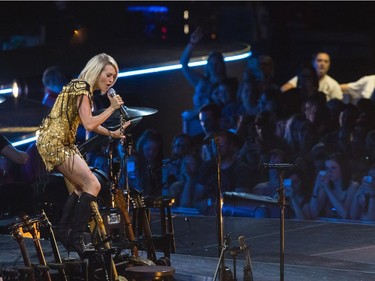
[212,137,225,281]
[278,170,286,281]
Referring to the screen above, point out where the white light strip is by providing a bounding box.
[118,51,251,77]
[12,135,37,147]
[0,88,13,94]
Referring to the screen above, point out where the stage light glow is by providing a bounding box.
[12,80,19,98]
[184,24,189,34]
[0,80,20,96]
[127,6,169,13]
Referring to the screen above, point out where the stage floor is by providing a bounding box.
[1,214,375,281]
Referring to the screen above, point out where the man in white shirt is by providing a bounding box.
[281,52,343,101]
[340,75,375,104]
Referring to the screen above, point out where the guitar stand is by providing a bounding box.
[213,234,232,281]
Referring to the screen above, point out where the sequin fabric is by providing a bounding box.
[36,79,92,171]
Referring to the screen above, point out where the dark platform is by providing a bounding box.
[1,214,375,281]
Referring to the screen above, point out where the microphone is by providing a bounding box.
[262,163,294,169]
[107,88,130,120]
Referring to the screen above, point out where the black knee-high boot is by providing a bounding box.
[70,192,97,258]
[56,192,79,248]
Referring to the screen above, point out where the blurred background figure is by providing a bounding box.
[41,66,69,108]
[134,129,164,200]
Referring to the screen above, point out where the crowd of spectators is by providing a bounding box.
[156,28,375,222]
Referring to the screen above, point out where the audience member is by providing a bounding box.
[180,27,228,110]
[284,167,312,220]
[321,103,360,155]
[355,98,375,132]
[194,131,257,215]
[309,153,359,219]
[235,77,261,142]
[302,95,330,139]
[215,78,239,130]
[162,133,194,193]
[283,113,317,159]
[340,75,375,104]
[167,153,201,208]
[244,55,279,92]
[41,66,69,108]
[350,165,375,221]
[197,103,222,161]
[134,129,164,199]
[364,130,375,164]
[281,52,343,101]
[238,110,289,171]
[282,62,326,116]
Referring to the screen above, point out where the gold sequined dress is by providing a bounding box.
[36,79,92,171]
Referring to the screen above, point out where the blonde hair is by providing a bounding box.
[78,53,119,91]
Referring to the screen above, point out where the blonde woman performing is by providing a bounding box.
[36,53,130,258]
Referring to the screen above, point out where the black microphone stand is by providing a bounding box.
[263,163,293,281]
[211,137,226,281]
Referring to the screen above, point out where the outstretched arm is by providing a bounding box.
[0,144,29,165]
[180,27,205,87]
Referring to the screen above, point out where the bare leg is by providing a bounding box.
[57,154,101,196]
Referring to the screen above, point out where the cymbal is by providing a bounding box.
[0,96,5,104]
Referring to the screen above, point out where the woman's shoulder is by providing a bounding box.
[69,79,90,90]
[64,79,91,95]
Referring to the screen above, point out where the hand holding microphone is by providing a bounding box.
[107,88,129,119]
